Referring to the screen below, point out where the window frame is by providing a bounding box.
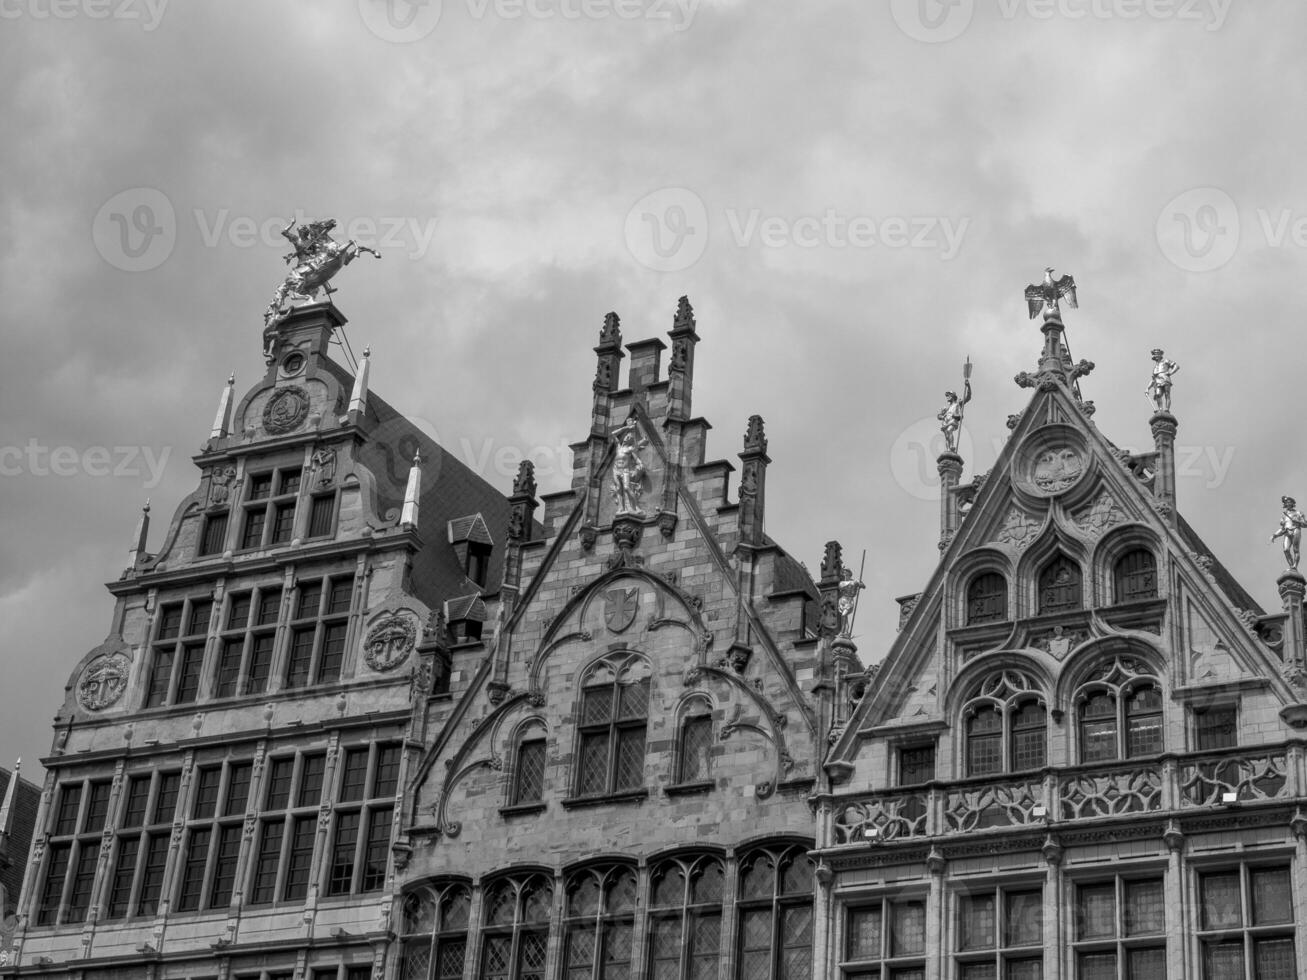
[646,854,725,980]
[35,778,113,926]
[561,864,638,980]
[953,881,1046,980]
[399,880,473,980]
[1069,873,1167,980]
[674,701,714,787]
[1112,549,1158,604]
[572,653,651,800]
[736,843,815,980]
[213,585,283,699]
[325,742,399,897]
[1195,863,1295,980]
[1038,554,1083,615]
[239,466,304,551]
[175,760,253,914]
[145,596,214,709]
[967,571,1009,625]
[478,872,554,980]
[248,750,328,906]
[1074,660,1164,765]
[841,892,929,979]
[104,769,181,920]
[284,575,354,690]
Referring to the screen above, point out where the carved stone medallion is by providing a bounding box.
[1074,491,1125,536]
[78,654,131,711]
[364,613,418,672]
[263,385,310,435]
[1033,447,1083,492]
[995,508,1039,550]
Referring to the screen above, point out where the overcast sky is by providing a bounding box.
[2,0,1302,778]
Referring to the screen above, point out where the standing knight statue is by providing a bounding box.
[611,418,648,516]
[263,216,380,357]
[937,357,973,455]
[1270,496,1307,571]
[1146,348,1180,413]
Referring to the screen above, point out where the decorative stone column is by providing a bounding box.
[1149,410,1178,524]
[1277,570,1307,728]
[938,452,963,552]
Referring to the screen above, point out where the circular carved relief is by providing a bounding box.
[1032,447,1083,492]
[263,386,310,435]
[78,655,131,711]
[281,351,306,377]
[364,613,418,672]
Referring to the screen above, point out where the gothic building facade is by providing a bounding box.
[817,307,1307,980]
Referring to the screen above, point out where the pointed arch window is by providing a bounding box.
[399,881,472,980]
[962,671,1047,777]
[1038,555,1082,614]
[676,697,714,786]
[512,735,547,807]
[648,855,725,980]
[480,873,553,980]
[737,844,815,980]
[562,864,637,980]
[1114,549,1158,603]
[1076,658,1164,763]
[967,572,1008,625]
[575,653,651,798]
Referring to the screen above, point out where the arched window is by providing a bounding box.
[1076,658,1164,763]
[400,881,471,980]
[575,653,651,797]
[1114,549,1157,603]
[676,700,714,785]
[648,854,725,980]
[562,864,637,979]
[962,671,1047,776]
[511,728,547,807]
[967,572,1008,625]
[737,844,814,980]
[479,873,553,980]
[1038,555,1082,614]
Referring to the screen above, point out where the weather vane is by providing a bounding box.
[262,216,380,352]
[1024,267,1078,321]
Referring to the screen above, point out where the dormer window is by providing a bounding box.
[445,594,487,644]
[448,514,494,589]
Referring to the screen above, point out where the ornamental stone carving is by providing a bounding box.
[1074,491,1126,536]
[208,464,238,507]
[262,385,311,435]
[1033,447,1083,492]
[364,613,418,672]
[78,654,131,711]
[995,508,1039,551]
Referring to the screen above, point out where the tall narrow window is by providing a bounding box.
[1198,865,1295,980]
[36,779,111,925]
[285,575,353,689]
[1038,555,1082,614]
[145,597,213,707]
[967,572,1008,625]
[479,873,553,980]
[955,884,1044,979]
[250,751,327,905]
[399,882,472,980]
[213,586,282,698]
[842,895,927,980]
[307,492,337,539]
[648,855,724,980]
[511,737,546,806]
[1113,549,1157,603]
[562,865,637,980]
[105,770,179,919]
[176,761,252,912]
[676,710,713,784]
[1072,876,1165,980]
[737,844,814,980]
[198,512,229,557]
[574,654,650,798]
[326,743,399,896]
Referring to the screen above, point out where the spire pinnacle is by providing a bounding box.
[0,758,21,843]
[349,346,371,416]
[209,372,236,440]
[128,500,151,567]
[400,450,422,528]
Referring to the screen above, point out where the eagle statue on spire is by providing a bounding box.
[1024,267,1078,320]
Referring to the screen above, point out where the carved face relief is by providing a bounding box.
[263,386,310,435]
[1033,447,1083,492]
[364,614,418,672]
[78,655,131,711]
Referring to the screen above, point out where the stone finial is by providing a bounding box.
[209,373,236,440]
[673,295,696,331]
[820,541,843,585]
[400,451,422,529]
[599,312,622,348]
[512,460,537,498]
[743,415,768,455]
[128,499,151,567]
[349,346,371,416]
[0,757,20,843]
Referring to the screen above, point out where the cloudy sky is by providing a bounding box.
[2,0,1302,778]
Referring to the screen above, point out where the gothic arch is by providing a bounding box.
[1015,523,1091,619]
[1092,524,1164,606]
[949,547,1015,628]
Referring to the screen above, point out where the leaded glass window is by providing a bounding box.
[648,854,724,980]
[563,865,637,980]
[1071,876,1165,980]
[574,653,650,797]
[480,873,553,980]
[677,709,713,784]
[842,895,926,980]
[399,881,472,980]
[955,885,1044,979]
[1074,659,1164,764]
[1198,866,1295,980]
[737,844,814,980]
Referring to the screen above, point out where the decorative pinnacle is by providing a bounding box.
[743,415,768,454]
[512,459,537,497]
[1024,267,1078,321]
[673,295,696,331]
[363,346,371,359]
[599,312,622,348]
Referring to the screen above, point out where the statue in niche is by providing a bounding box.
[611,417,648,516]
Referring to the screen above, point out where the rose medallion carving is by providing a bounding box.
[364,613,418,672]
[263,385,310,435]
[78,654,131,711]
